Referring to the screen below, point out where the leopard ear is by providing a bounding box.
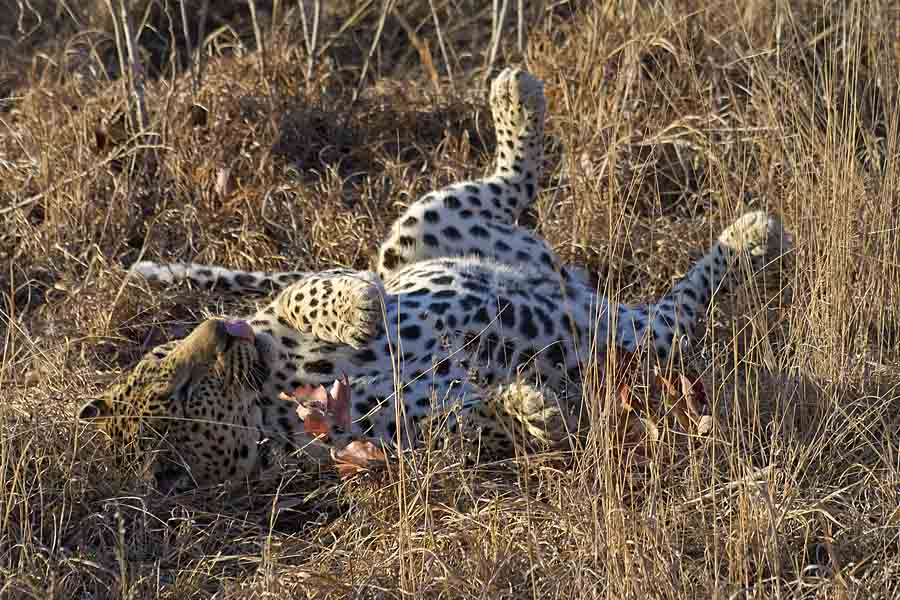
[78,398,109,421]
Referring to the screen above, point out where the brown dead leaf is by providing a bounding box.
[605,344,713,453]
[332,440,388,480]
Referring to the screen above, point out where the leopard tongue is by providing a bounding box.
[224,319,255,341]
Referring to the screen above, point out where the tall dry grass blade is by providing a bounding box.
[353,0,394,104]
[115,0,149,133]
[103,0,155,174]
[272,0,281,38]
[428,0,455,92]
[485,0,509,86]
[393,9,440,94]
[299,0,322,82]
[178,0,197,95]
[247,0,267,80]
[196,0,210,85]
[517,0,524,53]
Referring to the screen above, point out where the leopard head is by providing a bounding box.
[78,318,265,493]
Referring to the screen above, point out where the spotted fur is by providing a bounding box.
[80,68,790,492]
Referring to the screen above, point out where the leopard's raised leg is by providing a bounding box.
[377,68,563,280]
[612,211,792,364]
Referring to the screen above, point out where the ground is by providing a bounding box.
[2,1,900,598]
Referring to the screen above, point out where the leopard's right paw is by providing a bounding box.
[333,274,386,349]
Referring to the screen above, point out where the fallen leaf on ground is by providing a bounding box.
[332,440,389,479]
[604,345,713,450]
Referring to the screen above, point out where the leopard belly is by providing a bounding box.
[247,256,602,444]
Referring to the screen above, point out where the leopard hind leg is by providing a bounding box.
[377,68,556,280]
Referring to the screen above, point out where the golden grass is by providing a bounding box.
[2,1,900,597]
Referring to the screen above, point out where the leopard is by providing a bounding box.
[77,67,791,494]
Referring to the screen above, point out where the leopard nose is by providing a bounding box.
[224,320,255,341]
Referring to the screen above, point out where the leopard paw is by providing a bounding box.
[332,274,385,349]
[498,383,576,450]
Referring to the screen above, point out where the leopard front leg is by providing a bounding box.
[462,382,579,457]
[280,371,578,461]
[270,269,387,349]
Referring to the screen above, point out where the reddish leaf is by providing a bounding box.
[328,375,351,431]
[303,411,331,437]
[282,374,352,437]
[332,440,388,479]
[618,380,634,411]
[679,374,707,416]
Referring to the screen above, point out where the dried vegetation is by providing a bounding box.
[2,0,900,598]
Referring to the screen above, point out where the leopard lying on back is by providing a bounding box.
[79,67,790,492]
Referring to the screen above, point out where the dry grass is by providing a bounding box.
[2,0,900,598]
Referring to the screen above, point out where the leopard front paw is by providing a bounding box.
[499,383,577,450]
[333,275,385,349]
